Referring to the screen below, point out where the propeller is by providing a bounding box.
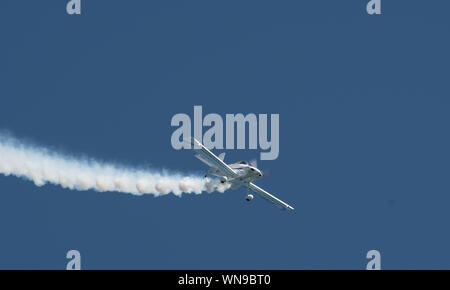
[249,159,270,177]
[249,159,258,167]
[261,170,271,177]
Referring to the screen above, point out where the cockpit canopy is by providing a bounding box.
[236,160,248,165]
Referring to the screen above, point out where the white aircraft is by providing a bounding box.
[187,137,294,211]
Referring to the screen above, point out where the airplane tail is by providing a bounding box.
[218,153,226,161]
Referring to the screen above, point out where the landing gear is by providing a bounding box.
[245,185,254,201]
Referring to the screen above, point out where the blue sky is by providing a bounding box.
[0,1,449,269]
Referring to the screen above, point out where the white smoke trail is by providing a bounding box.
[0,133,229,196]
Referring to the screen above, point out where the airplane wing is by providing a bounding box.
[249,183,294,211]
[188,137,238,178]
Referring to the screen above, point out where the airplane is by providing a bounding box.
[187,137,294,210]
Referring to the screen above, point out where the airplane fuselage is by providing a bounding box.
[208,162,262,187]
